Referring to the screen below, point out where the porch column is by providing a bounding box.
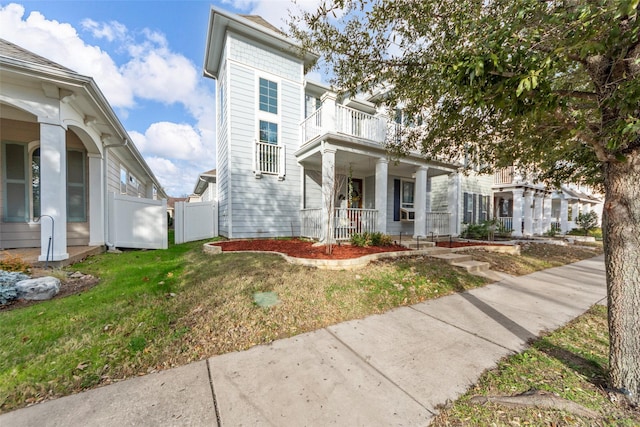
[320,92,337,134]
[560,195,569,233]
[321,146,336,243]
[523,190,534,236]
[447,172,461,236]
[414,166,428,238]
[88,153,104,246]
[543,193,552,234]
[375,158,388,233]
[533,193,543,235]
[39,121,69,261]
[512,189,524,237]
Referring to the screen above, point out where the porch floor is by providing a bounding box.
[0,246,105,269]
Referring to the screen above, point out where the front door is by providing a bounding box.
[349,178,363,209]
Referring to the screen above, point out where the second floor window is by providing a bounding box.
[259,78,277,114]
[259,121,278,144]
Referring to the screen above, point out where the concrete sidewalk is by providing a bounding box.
[0,255,607,426]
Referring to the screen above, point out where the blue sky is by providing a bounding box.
[0,0,320,196]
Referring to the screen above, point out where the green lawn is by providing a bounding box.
[0,237,618,423]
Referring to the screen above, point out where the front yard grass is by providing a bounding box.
[0,240,603,414]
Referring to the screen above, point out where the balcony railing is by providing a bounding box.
[254,141,285,180]
[336,105,386,142]
[301,104,387,145]
[494,166,514,185]
[300,208,323,240]
[301,107,322,143]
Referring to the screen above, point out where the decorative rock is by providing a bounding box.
[15,277,60,301]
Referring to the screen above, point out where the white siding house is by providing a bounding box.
[0,38,167,260]
[203,8,600,242]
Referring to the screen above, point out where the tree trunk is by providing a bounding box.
[603,149,640,406]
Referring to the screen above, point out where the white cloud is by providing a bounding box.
[138,122,207,160]
[81,18,128,42]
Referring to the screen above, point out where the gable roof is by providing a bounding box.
[0,38,76,74]
[203,6,318,79]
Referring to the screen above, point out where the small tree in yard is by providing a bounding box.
[291,0,640,405]
[576,211,600,236]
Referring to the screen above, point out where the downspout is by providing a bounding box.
[102,137,128,251]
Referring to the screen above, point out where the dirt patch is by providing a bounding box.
[212,239,410,259]
[0,270,100,311]
[436,241,510,248]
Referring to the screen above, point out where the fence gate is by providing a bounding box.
[108,192,168,249]
[174,201,218,244]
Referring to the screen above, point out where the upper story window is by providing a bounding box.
[259,78,278,114]
[259,121,278,144]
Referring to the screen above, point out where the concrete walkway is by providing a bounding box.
[0,255,607,426]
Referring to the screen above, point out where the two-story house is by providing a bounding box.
[203,7,495,243]
[493,166,602,236]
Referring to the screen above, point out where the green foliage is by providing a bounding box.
[462,220,511,240]
[291,0,640,188]
[576,211,599,235]
[350,232,393,247]
[0,286,19,305]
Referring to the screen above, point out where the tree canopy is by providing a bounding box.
[291,0,640,188]
[291,0,640,407]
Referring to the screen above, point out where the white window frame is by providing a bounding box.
[120,166,128,195]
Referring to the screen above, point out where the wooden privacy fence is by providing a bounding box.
[108,192,168,249]
[174,200,218,244]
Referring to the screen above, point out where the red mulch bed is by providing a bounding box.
[212,239,410,259]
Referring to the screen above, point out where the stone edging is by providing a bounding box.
[202,242,520,270]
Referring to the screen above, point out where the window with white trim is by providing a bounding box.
[67,150,86,222]
[259,78,278,114]
[2,142,28,222]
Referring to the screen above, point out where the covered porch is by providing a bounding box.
[296,136,455,242]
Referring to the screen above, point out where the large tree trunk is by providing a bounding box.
[603,149,640,407]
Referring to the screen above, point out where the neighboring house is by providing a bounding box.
[189,169,216,202]
[493,166,602,236]
[203,7,600,242]
[0,38,167,260]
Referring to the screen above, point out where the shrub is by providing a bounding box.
[350,232,393,247]
[576,211,599,235]
[350,233,371,247]
[0,252,31,273]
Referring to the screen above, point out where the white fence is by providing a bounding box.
[174,201,218,244]
[108,192,167,249]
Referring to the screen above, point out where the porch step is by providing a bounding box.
[450,260,491,273]
[429,252,491,275]
[395,239,436,250]
[428,253,474,264]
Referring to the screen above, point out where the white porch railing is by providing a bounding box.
[336,105,386,142]
[425,212,451,236]
[300,208,323,239]
[497,216,513,232]
[299,208,379,241]
[334,208,378,240]
[254,141,285,179]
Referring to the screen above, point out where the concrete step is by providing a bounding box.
[396,240,436,250]
[428,253,474,264]
[451,260,491,273]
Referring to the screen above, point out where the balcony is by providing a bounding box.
[494,166,514,185]
[301,104,387,146]
[254,141,285,180]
